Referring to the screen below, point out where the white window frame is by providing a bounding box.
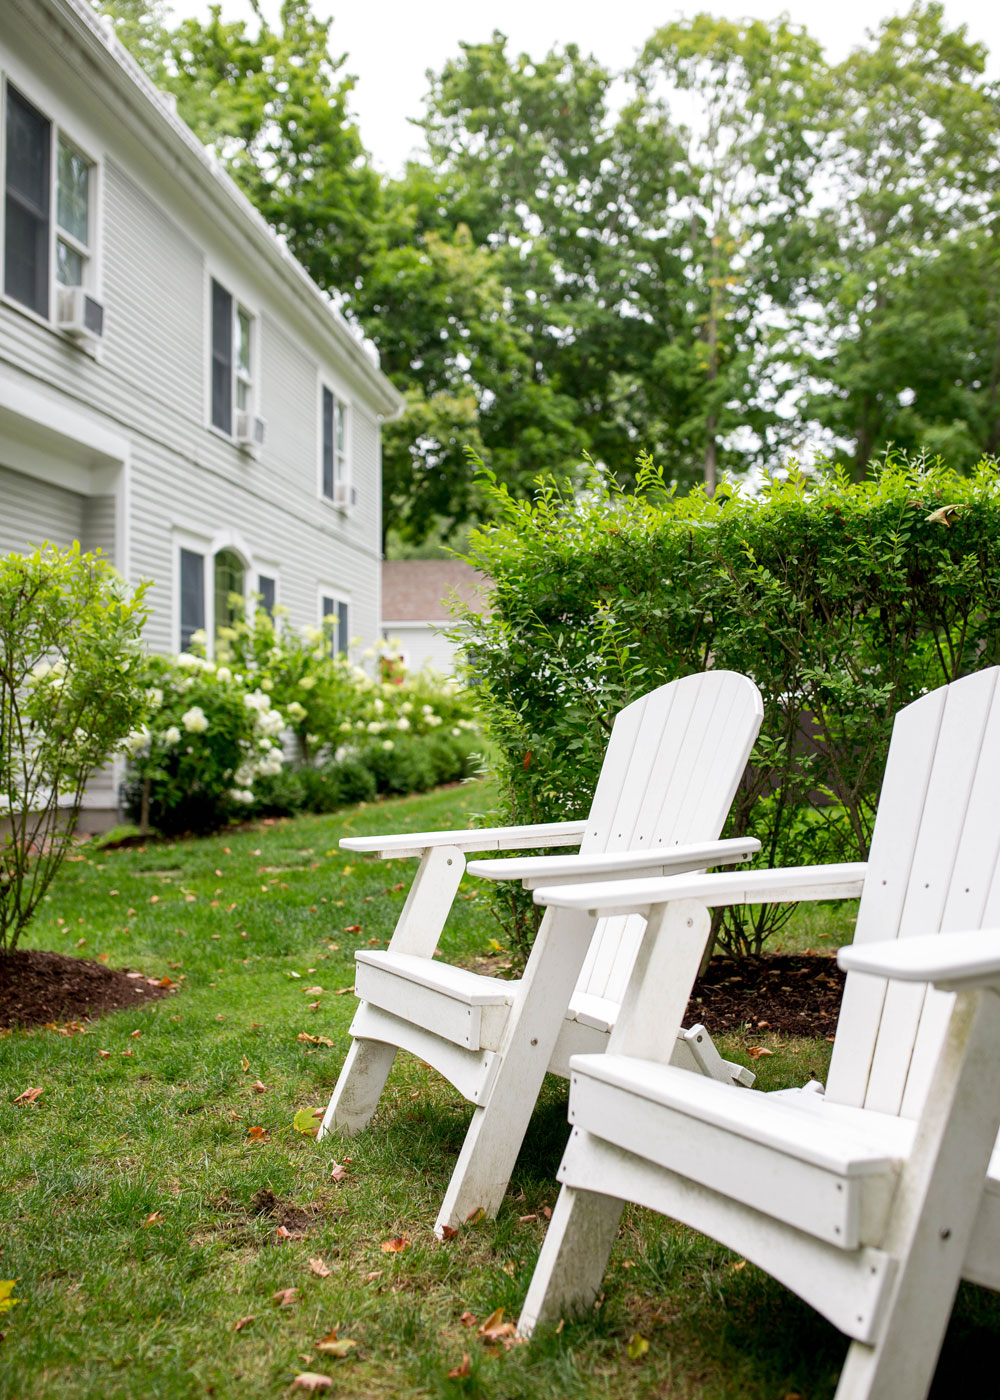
[173,528,255,655]
[208,272,259,442]
[0,72,101,338]
[318,378,352,506]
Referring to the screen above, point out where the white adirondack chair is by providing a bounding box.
[319,671,764,1235]
[518,666,1000,1400]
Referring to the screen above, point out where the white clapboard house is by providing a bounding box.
[0,0,403,825]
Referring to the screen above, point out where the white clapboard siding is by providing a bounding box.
[0,465,85,554]
[826,669,1000,1117]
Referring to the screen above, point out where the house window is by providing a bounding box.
[179,548,206,652]
[55,139,91,290]
[321,386,348,500]
[257,574,276,616]
[321,594,349,655]
[3,85,94,321]
[211,279,255,436]
[214,548,245,643]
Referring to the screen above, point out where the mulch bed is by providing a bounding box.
[0,949,173,1030]
[687,953,845,1039]
[0,947,845,1037]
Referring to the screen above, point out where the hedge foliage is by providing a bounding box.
[458,454,1000,956]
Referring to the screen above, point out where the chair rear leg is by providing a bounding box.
[318,1036,398,1137]
[517,1184,623,1338]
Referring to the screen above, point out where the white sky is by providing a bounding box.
[211,3,1000,174]
[253,1,1000,175]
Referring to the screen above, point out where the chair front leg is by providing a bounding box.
[433,906,596,1235]
[319,844,467,1139]
[517,1182,624,1337]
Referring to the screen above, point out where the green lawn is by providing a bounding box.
[1,781,996,1398]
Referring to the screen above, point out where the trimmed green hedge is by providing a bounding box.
[459,454,1000,956]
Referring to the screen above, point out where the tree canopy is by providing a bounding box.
[97,1,1000,548]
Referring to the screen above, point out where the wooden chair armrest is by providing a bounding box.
[340,819,587,860]
[466,837,761,888]
[532,862,868,917]
[839,930,1000,991]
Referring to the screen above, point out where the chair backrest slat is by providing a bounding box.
[575,672,762,1006]
[826,668,1000,1117]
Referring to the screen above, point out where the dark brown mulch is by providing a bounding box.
[0,948,173,1030]
[686,953,845,1039]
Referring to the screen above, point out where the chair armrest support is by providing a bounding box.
[838,930,1000,992]
[532,862,868,917]
[340,819,587,860]
[466,837,761,889]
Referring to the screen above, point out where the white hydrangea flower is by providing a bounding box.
[228,787,255,805]
[396,717,410,730]
[306,733,319,746]
[146,687,164,708]
[367,721,384,734]
[257,709,285,738]
[215,666,232,683]
[299,675,317,691]
[189,629,208,649]
[373,697,384,715]
[176,652,201,669]
[303,625,323,644]
[400,701,413,714]
[182,706,209,734]
[123,726,150,756]
[312,647,326,661]
[421,704,434,716]
[286,701,307,721]
[260,677,273,692]
[382,740,395,751]
[163,726,181,746]
[426,714,443,727]
[30,661,53,682]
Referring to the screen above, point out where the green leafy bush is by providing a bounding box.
[124,653,287,835]
[459,452,1000,956]
[124,608,484,833]
[0,545,148,953]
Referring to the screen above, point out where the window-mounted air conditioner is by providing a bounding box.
[57,286,104,341]
[332,482,358,511]
[235,412,267,450]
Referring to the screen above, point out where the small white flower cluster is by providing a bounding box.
[182,706,209,734]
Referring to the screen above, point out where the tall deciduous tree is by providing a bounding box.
[801,3,1000,473]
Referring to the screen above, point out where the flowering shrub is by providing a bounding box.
[123,607,484,834]
[124,652,288,835]
[1,545,148,953]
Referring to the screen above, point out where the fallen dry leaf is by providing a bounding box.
[121,1049,133,1058]
[329,1161,349,1183]
[97,1050,111,1059]
[130,1030,142,1039]
[439,1224,458,1241]
[250,1080,268,1094]
[247,1125,270,1142]
[541,1206,552,1220]
[240,1054,250,1072]
[478,1307,516,1342]
[333,986,354,996]
[276,1225,303,1241]
[518,1214,538,1224]
[447,1354,471,1379]
[627,1333,649,1361]
[13,1087,43,1106]
[309,1257,332,1278]
[380,1236,408,1254]
[747,1046,775,1059]
[464,1206,485,1225]
[297,1033,335,1047]
[364,1271,382,1283]
[342,924,362,933]
[291,1373,332,1392]
[142,1211,163,1228]
[272,1287,298,1306]
[233,1315,255,1331]
[459,1311,477,1327]
[316,1326,357,1358]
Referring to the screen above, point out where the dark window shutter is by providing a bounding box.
[322,387,334,497]
[211,279,233,433]
[179,549,205,650]
[4,86,51,316]
[337,601,349,656]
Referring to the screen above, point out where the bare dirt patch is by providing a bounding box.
[0,948,173,1029]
